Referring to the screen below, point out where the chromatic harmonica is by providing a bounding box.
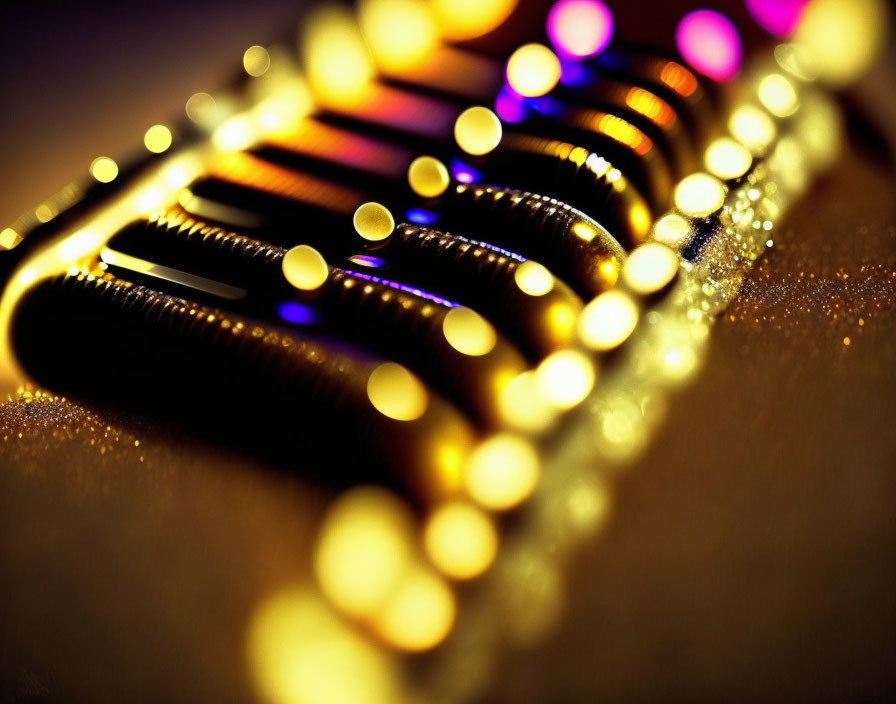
[0,0,882,701]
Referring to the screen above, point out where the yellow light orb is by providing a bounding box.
[505,43,561,98]
[497,371,557,433]
[622,242,680,296]
[371,567,456,651]
[143,124,173,154]
[212,114,255,151]
[673,172,726,217]
[89,156,118,183]
[430,0,518,41]
[254,80,315,136]
[185,92,218,126]
[243,45,271,77]
[313,487,415,619]
[728,104,777,155]
[301,6,376,104]
[546,300,579,346]
[367,362,429,421]
[629,201,652,239]
[652,213,692,250]
[794,0,887,87]
[133,187,165,214]
[360,0,438,71]
[0,227,20,249]
[565,478,611,538]
[704,137,752,180]
[465,433,539,511]
[774,43,818,82]
[442,306,497,356]
[454,106,502,156]
[794,94,841,169]
[407,156,450,198]
[757,73,799,118]
[353,202,395,241]
[534,349,596,410]
[247,588,399,704]
[282,245,329,291]
[423,501,499,580]
[514,260,554,296]
[578,289,639,351]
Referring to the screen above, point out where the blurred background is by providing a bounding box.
[0,0,303,227]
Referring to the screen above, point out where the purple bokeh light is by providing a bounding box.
[404,208,440,225]
[276,301,319,325]
[546,0,614,59]
[450,158,483,184]
[744,0,809,38]
[675,9,742,82]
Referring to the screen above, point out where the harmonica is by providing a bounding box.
[0,0,883,701]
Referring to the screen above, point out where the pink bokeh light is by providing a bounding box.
[675,9,742,82]
[546,0,614,59]
[744,0,809,38]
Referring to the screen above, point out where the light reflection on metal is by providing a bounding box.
[624,87,676,128]
[348,254,385,268]
[659,61,698,97]
[345,269,458,307]
[100,247,247,300]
